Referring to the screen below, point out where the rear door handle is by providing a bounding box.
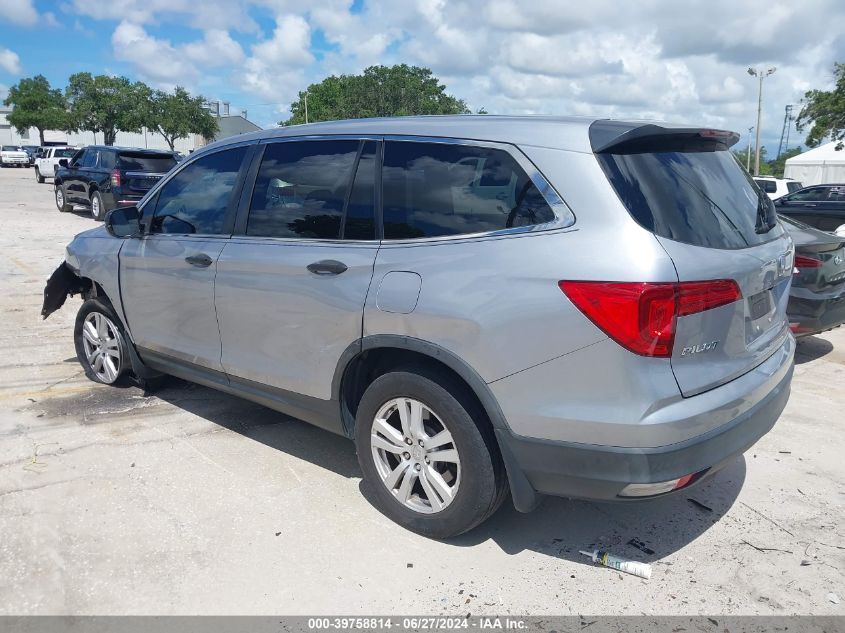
[185,253,213,268]
[307,259,348,275]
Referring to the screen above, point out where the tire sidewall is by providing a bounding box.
[74,298,128,385]
[355,370,498,539]
[55,185,69,212]
[90,191,104,221]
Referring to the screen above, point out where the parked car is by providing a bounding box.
[41,117,796,538]
[779,215,845,337]
[775,184,845,232]
[753,176,803,200]
[0,145,29,167]
[34,147,79,183]
[54,145,178,220]
[21,144,41,166]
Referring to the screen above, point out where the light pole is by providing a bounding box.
[747,66,776,176]
[746,126,754,171]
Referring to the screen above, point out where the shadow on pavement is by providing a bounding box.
[146,376,745,565]
[794,336,834,365]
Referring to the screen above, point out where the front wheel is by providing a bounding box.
[355,370,506,538]
[74,299,128,385]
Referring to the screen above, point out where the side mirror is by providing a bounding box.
[58,159,69,168]
[105,206,141,238]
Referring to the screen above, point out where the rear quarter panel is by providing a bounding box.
[364,147,680,383]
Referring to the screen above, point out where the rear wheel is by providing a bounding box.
[90,190,106,221]
[74,299,128,385]
[355,369,506,538]
[35,167,44,183]
[55,184,72,212]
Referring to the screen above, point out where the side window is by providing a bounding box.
[381,141,556,239]
[247,140,359,239]
[150,146,247,235]
[344,141,377,240]
[826,186,845,202]
[787,187,826,202]
[79,150,96,168]
[69,150,84,167]
[99,151,116,170]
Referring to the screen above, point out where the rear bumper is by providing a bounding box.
[788,286,845,336]
[495,336,794,509]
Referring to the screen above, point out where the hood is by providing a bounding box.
[1,149,27,156]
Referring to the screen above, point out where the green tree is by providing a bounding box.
[144,87,218,150]
[732,144,769,172]
[65,73,150,145]
[281,64,470,125]
[796,62,845,150]
[767,147,802,178]
[2,75,70,145]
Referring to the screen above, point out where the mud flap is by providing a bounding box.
[41,262,86,319]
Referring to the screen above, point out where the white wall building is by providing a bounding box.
[1,105,261,152]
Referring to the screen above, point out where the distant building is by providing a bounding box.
[0,103,261,150]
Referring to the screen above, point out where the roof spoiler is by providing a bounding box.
[589,121,740,154]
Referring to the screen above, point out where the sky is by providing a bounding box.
[1,0,844,154]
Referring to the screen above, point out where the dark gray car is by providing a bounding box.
[42,116,796,537]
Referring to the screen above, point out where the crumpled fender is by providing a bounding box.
[41,262,88,319]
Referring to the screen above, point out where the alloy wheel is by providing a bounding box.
[370,397,461,514]
[81,311,122,383]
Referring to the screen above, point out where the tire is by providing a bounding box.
[90,190,106,221]
[355,369,507,538]
[55,184,72,212]
[35,167,44,183]
[74,298,129,385]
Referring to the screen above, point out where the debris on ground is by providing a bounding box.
[579,549,652,579]
[828,593,840,605]
[627,538,655,555]
[740,540,793,554]
[687,498,714,513]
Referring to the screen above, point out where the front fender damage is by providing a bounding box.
[41,262,88,320]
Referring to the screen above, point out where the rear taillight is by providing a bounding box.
[794,255,822,270]
[559,280,741,358]
[110,170,121,187]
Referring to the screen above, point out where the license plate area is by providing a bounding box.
[746,288,776,343]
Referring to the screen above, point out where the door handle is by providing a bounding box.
[185,253,213,268]
[307,259,348,275]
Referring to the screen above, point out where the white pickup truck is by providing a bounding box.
[34,147,79,183]
[1,145,30,168]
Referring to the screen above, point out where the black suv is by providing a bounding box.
[55,146,178,220]
[775,184,845,232]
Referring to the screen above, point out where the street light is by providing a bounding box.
[746,126,754,171]
[747,66,776,176]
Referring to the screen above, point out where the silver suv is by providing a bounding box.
[42,116,795,538]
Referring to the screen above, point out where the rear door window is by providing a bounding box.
[826,186,845,202]
[597,149,783,249]
[786,187,828,202]
[246,140,359,240]
[119,153,177,173]
[382,141,555,239]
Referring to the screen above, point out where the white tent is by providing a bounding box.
[784,140,845,185]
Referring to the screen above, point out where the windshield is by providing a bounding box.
[1,146,22,152]
[597,149,784,249]
[118,153,177,172]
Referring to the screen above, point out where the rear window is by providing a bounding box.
[54,148,77,158]
[754,178,777,193]
[118,153,177,173]
[597,149,784,249]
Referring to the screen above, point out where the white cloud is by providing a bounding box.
[45,0,845,147]
[250,15,314,67]
[0,84,8,102]
[0,48,21,75]
[0,0,38,26]
[183,30,245,67]
[111,21,199,87]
